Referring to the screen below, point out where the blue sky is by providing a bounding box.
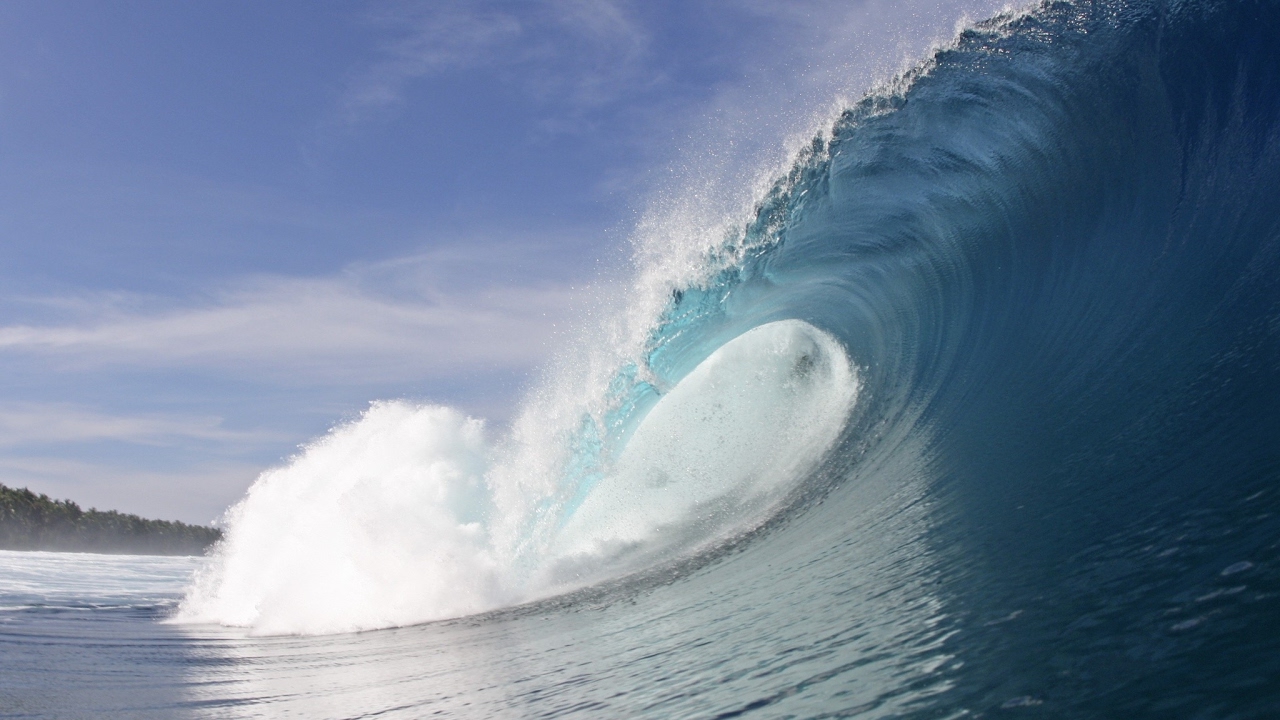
[0,0,1008,523]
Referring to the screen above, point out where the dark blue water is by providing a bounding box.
[3,0,1279,717]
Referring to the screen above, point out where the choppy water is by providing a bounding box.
[4,0,1280,717]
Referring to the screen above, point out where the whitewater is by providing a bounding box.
[179,320,858,635]
[4,0,1280,717]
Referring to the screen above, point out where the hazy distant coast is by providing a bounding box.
[0,483,220,556]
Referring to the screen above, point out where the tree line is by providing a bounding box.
[0,483,221,555]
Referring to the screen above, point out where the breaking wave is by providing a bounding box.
[179,7,1280,715]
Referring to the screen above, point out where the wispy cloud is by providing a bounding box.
[0,247,587,385]
[0,403,281,448]
[526,0,651,110]
[338,3,523,125]
[331,0,652,132]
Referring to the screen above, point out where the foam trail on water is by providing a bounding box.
[178,320,857,635]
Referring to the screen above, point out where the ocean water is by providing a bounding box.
[4,0,1280,717]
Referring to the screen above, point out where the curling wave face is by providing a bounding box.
[174,0,1280,714]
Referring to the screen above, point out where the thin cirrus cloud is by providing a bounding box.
[0,403,280,449]
[339,5,522,124]
[0,249,586,385]
[332,0,651,130]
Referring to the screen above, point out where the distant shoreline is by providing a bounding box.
[0,483,221,556]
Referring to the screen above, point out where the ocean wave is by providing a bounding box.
[178,4,1280,713]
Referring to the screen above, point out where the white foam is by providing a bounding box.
[178,404,504,635]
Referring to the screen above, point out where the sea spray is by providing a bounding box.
[179,404,504,635]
